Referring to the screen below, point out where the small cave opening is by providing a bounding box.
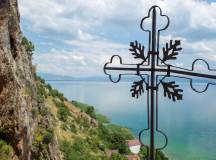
[9,36,18,59]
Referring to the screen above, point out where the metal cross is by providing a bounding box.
[103,5,216,160]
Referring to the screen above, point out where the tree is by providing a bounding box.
[108,132,130,154]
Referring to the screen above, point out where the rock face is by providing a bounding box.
[0,0,60,159]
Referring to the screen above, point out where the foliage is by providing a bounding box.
[139,146,148,158]
[95,114,110,123]
[72,101,110,123]
[71,100,89,112]
[107,132,130,154]
[69,123,77,133]
[37,76,45,84]
[36,77,47,103]
[98,124,133,154]
[55,101,70,122]
[0,139,13,159]
[105,124,134,140]
[32,126,54,150]
[45,83,52,92]
[40,106,49,116]
[31,108,38,118]
[50,89,65,101]
[156,151,169,160]
[22,36,35,55]
[60,139,106,160]
[110,153,127,160]
[139,146,168,160]
[86,106,96,119]
[36,76,66,101]
[58,107,70,122]
[33,76,169,160]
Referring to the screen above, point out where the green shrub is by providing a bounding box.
[36,93,44,103]
[72,101,98,119]
[32,126,54,150]
[105,124,134,140]
[50,89,65,101]
[36,81,46,103]
[57,105,70,122]
[139,146,168,160]
[54,100,71,121]
[36,76,45,84]
[107,132,130,154]
[37,83,47,97]
[60,139,86,160]
[69,124,77,133]
[110,153,127,160]
[86,106,96,119]
[156,150,169,160]
[60,138,104,160]
[95,114,110,123]
[139,146,148,158]
[0,139,13,159]
[31,108,38,118]
[71,101,89,112]
[22,36,35,55]
[43,129,54,145]
[39,107,48,116]
[98,124,132,154]
[45,83,52,91]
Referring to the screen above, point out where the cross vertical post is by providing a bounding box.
[103,5,216,160]
[149,7,157,160]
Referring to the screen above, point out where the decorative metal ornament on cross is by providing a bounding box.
[103,5,216,160]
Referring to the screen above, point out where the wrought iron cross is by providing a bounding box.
[103,5,216,160]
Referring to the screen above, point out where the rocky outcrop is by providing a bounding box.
[0,0,60,159]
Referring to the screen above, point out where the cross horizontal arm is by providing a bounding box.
[104,64,169,75]
[170,68,216,80]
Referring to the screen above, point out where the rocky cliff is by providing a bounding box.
[0,1,168,160]
[0,0,60,159]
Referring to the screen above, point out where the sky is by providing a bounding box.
[18,0,216,77]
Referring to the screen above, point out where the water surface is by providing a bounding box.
[49,80,216,160]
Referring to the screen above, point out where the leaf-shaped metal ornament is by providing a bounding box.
[161,81,183,101]
[129,40,146,61]
[130,80,144,98]
[162,40,182,62]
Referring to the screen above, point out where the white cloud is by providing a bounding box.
[19,0,216,76]
[19,0,216,34]
[33,39,129,76]
[64,39,127,51]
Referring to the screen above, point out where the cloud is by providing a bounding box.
[19,0,216,34]
[19,0,216,76]
[33,39,129,76]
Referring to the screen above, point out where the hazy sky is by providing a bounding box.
[18,0,216,77]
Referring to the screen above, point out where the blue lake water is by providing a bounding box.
[49,80,216,160]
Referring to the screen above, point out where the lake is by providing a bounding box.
[48,80,216,160]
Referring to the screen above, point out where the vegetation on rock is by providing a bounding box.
[22,36,35,55]
[34,76,169,160]
[0,140,14,160]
